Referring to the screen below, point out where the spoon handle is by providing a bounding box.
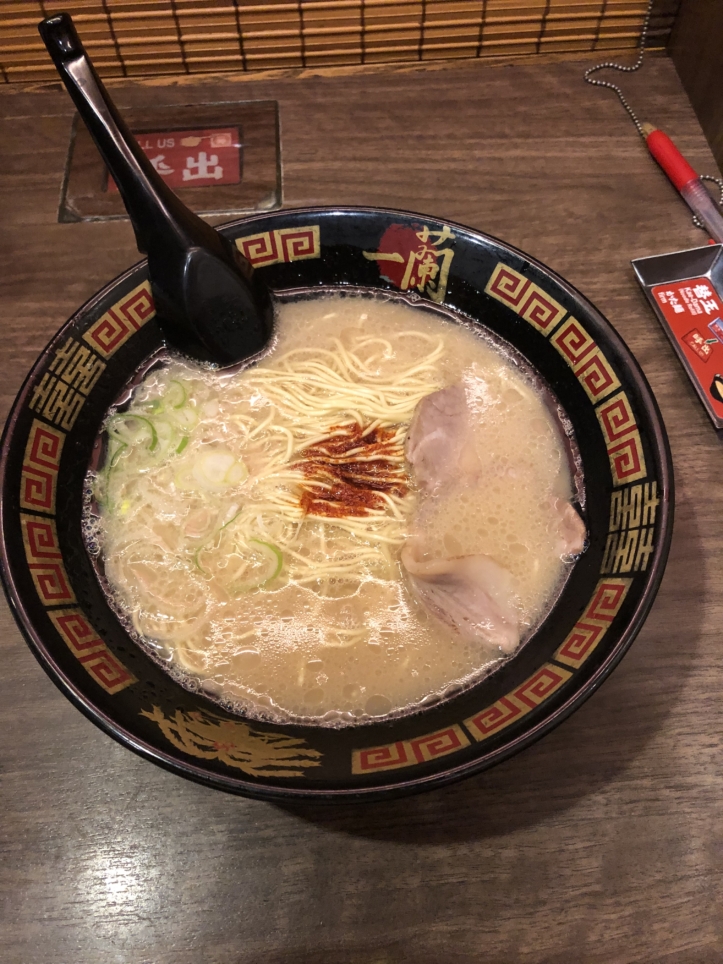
[38,12,231,260]
[38,13,271,367]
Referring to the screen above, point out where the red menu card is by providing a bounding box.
[652,277,723,422]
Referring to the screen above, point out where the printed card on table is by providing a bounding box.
[651,277,723,421]
[107,127,242,192]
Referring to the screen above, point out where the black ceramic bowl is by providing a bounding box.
[0,207,673,801]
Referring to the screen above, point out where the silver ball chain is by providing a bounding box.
[583,0,654,138]
[691,175,723,231]
[583,0,723,232]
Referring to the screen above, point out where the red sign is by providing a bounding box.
[652,277,723,420]
[107,126,241,192]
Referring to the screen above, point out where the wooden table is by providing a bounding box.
[2,55,722,964]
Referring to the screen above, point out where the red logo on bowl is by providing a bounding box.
[107,127,241,192]
[363,223,456,304]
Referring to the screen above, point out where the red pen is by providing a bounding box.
[642,124,723,243]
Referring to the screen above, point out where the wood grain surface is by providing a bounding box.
[1,55,722,964]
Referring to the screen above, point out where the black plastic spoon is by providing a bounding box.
[39,13,272,367]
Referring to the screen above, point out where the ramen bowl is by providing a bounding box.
[0,207,673,801]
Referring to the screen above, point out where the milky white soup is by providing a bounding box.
[85,294,584,725]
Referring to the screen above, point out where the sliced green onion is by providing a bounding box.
[194,450,234,488]
[173,464,197,492]
[106,413,158,452]
[108,439,127,468]
[193,546,210,577]
[170,406,199,432]
[151,418,183,458]
[187,449,248,491]
[176,436,189,455]
[220,509,242,531]
[228,539,284,594]
[249,539,284,582]
[166,380,187,410]
[225,460,249,486]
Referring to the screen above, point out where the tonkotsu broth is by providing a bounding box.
[85,294,582,725]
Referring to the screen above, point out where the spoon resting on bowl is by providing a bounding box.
[38,13,273,368]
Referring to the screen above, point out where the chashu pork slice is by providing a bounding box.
[403,383,586,654]
[405,384,478,494]
[401,543,520,654]
[408,385,587,559]
[554,498,587,557]
[404,384,519,652]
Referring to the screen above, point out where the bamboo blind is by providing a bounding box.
[0,0,680,84]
